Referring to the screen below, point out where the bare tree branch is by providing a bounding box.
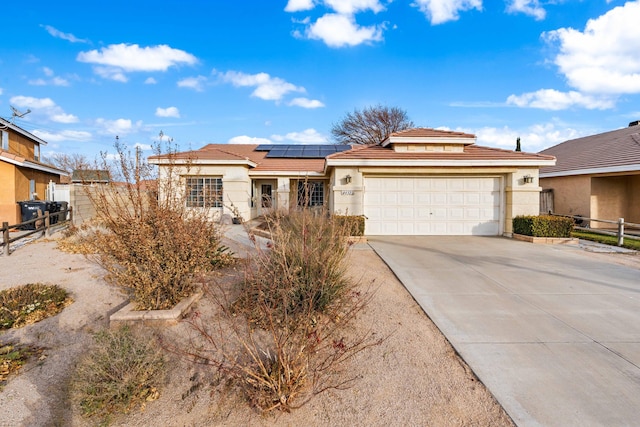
[331,105,414,145]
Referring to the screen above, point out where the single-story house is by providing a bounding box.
[0,118,68,224]
[539,122,640,227]
[149,128,555,236]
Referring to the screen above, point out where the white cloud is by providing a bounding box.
[41,25,89,43]
[145,77,157,84]
[471,123,586,152]
[28,68,70,87]
[506,89,615,110]
[134,143,153,151]
[77,44,197,81]
[288,97,325,108]
[228,135,273,144]
[285,0,315,12]
[323,0,385,15]
[544,1,640,95]
[95,118,142,135]
[216,70,304,101]
[412,0,482,25]
[177,76,207,92]
[506,0,545,20]
[11,96,55,109]
[155,106,181,118]
[273,128,328,143]
[306,13,384,47]
[32,129,92,143]
[10,95,79,123]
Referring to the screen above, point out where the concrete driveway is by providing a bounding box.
[368,236,640,427]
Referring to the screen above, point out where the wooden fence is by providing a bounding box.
[551,213,640,247]
[0,207,73,256]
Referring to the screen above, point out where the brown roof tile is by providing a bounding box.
[540,125,640,175]
[389,128,476,139]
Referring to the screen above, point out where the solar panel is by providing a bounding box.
[263,144,352,158]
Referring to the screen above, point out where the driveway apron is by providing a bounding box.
[368,236,640,427]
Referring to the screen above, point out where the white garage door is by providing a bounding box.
[364,177,502,235]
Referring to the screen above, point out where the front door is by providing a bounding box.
[257,181,276,216]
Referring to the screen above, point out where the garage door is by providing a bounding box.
[364,177,501,235]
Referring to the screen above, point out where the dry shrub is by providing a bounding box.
[81,139,229,310]
[239,209,355,323]
[164,210,381,413]
[71,326,165,423]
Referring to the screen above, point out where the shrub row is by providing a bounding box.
[513,215,574,238]
[334,215,365,236]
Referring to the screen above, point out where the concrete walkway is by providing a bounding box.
[368,236,640,427]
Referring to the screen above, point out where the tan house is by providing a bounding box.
[0,118,67,224]
[149,128,555,236]
[539,122,640,227]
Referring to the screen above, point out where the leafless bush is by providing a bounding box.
[81,139,229,310]
[163,210,382,413]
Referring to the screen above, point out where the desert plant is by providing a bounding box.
[240,209,355,322]
[81,138,229,310]
[0,283,72,330]
[71,326,165,423]
[162,209,381,413]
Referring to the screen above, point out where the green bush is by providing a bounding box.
[71,326,165,423]
[513,215,574,238]
[334,215,365,236]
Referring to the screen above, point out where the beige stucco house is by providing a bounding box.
[539,122,640,227]
[149,128,555,236]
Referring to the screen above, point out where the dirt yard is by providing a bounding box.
[0,231,521,426]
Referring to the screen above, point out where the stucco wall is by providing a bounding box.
[628,175,640,224]
[158,164,252,220]
[0,163,60,224]
[0,162,18,223]
[539,175,591,217]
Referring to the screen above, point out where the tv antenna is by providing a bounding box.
[1,106,32,129]
[10,105,31,121]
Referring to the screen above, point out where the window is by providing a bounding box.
[297,180,324,207]
[1,130,8,151]
[34,144,40,161]
[186,177,223,208]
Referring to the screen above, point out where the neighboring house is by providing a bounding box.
[71,169,111,184]
[149,128,555,236]
[0,118,68,224]
[539,122,640,227]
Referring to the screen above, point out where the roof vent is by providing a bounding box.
[629,120,640,127]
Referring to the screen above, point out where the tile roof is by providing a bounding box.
[328,143,555,162]
[389,128,476,139]
[154,144,327,173]
[540,125,640,175]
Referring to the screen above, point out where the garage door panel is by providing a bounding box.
[364,177,501,236]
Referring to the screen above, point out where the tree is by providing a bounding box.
[46,152,92,174]
[331,105,414,145]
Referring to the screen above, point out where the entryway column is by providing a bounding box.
[276,178,290,212]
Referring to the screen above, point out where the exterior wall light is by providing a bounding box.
[523,175,534,184]
[345,174,352,184]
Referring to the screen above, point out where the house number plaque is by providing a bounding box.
[341,190,354,195]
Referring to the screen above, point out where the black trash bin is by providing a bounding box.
[17,201,52,230]
[54,201,69,223]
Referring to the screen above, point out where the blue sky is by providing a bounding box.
[1,0,639,161]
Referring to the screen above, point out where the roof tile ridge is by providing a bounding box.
[210,144,258,161]
[470,145,554,159]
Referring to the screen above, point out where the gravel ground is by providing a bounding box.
[0,231,518,426]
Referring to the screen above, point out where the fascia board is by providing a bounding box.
[540,164,640,178]
[326,159,556,167]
